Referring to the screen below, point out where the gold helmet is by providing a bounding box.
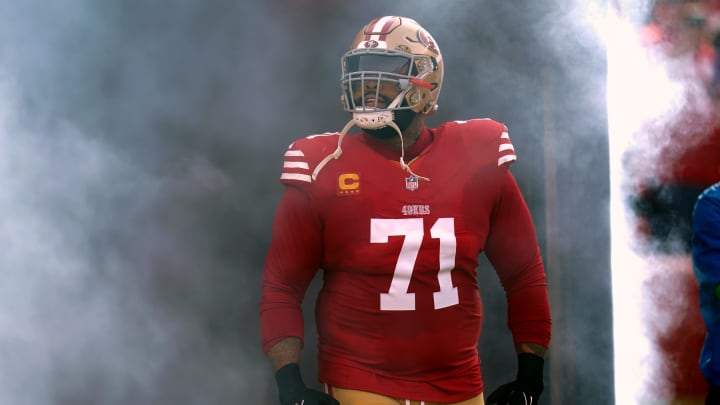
[341,16,444,128]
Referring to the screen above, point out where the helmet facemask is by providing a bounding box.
[341,48,439,131]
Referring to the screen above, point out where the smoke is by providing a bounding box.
[608,2,720,402]
[0,0,615,404]
[0,1,279,403]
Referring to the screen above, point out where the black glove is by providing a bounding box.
[707,384,720,403]
[274,363,339,405]
[486,353,544,405]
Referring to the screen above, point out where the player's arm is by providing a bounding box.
[485,170,551,405]
[266,337,303,372]
[515,342,547,358]
[465,121,551,349]
[692,187,720,301]
[485,170,551,347]
[260,184,323,364]
[691,187,720,391]
[260,185,338,405]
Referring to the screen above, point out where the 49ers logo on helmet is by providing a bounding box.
[364,39,379,48]
[415,29,437,53]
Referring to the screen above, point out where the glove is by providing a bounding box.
[486,353,544,405]
[274,363,339,405]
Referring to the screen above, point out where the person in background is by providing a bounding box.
[693,181,720,404]
[628,0,720,255]
[259,15,551,405]
[623,1,720,401]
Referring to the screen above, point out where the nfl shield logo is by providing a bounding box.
[405,176,419,191]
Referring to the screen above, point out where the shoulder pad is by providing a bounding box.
[279,133,340,186]
[447,118,517,168]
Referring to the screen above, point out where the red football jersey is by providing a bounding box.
[260,118,551,401]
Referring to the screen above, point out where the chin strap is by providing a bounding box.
[312,116,430,183]
[312,119,355,181]
[387,120,429,182]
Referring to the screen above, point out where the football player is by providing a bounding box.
[692,182,720,404]
[260,16,551,405]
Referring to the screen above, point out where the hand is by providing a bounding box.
[486,353,544,405]
[274,363,339,405]
[486,382,539,405]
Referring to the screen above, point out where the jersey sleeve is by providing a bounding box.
[484,170,551,347]
[278,133,340,187]
[260,134,340,353]
[259,184,324,353]
[692,184,720,384]
[693,184,720,284]
[450,119,517,169]
[497,123,517,168]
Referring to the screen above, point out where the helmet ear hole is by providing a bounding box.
[409,92,421,105]
[421,102,438,115]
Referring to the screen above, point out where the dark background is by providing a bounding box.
[0,1,611,404]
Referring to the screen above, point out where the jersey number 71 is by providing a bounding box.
[370,217,459,311]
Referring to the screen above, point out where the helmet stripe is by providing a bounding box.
[364,16,383,33]
[364,16,398,42]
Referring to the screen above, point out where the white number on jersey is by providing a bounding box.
[370,217,459,311]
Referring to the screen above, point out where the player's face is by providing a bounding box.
[346,54,411,109]
[352,78,402,109]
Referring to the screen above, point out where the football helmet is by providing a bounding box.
[341,16,444,129]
